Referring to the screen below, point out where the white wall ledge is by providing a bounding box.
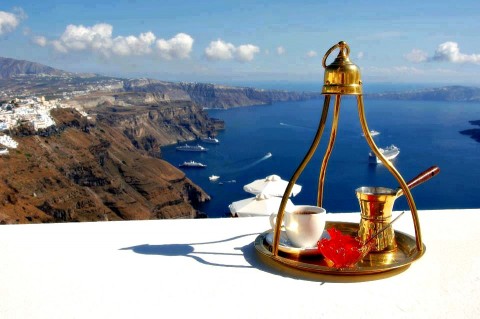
[1,208,479,319]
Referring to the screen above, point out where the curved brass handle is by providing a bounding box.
[322,41,350,68]
[395,166,440,197]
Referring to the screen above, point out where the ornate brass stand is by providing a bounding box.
[265,41,424,274]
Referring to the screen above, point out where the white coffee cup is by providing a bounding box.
[270,205,326,248]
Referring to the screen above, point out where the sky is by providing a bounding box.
[1,0,480,86]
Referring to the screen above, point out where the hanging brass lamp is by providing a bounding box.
[271,41,423,257]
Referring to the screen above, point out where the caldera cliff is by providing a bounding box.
[0,108,210,224]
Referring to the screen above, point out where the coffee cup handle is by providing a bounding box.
[269,213,283,229]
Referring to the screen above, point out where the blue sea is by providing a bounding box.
[161,83,480,217]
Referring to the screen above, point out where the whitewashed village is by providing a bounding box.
[0,94,89,155]
[0,74,125,155]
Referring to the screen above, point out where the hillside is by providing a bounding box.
[0,57,72,79]
[0,108,210,224]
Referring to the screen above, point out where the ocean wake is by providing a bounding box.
[227,152,272,173]
[279,122,314,131]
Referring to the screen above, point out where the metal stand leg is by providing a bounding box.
[272,95,332,256]
[317,95,341,207]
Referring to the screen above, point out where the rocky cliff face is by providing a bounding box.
[178,82,322,109]
[65,91,221,156]
[0,108,210,224]
[120,79,322,109]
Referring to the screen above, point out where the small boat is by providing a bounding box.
[209,175,220,181]
[362,130,380,137]
[265,152,272,158]
[0,147,8,155]
[201,137,220,144]
[179,160,207,168]
[369,145,400,164]
[176,144,208,152]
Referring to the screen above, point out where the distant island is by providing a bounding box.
[366,85,480,144]
[460,120,480,143]
[366,85,480,102]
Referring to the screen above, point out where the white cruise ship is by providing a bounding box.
[369,145,400,163]
[209,175,220,181]
[362,130,380,137]
[200,137,220,144]
[175,144,208,152]
[179,161,207,168]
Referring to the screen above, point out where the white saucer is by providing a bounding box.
[265,230,324,256]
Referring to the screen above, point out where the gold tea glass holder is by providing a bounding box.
[254,41,426,275]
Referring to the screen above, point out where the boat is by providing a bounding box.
[265,152,272,158]
[179,160,207,168]
[0,147,8,155]
[209,175,220,181]
[369,145,400,163]
[362,130,380,137]
[201,137,220,144]
[176,144,208,152]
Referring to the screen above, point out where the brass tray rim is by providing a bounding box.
[255,221,426,275]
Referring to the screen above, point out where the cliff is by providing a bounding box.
[122,79,323,109]
[0,108,210,224]
[65,92,220,156]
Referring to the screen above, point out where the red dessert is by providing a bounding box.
[318,227,374,268]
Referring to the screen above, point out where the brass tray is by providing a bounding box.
[254,221,426,275]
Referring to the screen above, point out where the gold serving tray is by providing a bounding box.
[254,221,425,275]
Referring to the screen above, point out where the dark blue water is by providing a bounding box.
[161,89,480,217]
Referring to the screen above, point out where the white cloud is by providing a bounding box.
[38,23,193,59]
[204,39,259,62]
[276,46,285,55]
[55,23,113,54]
[357,51,364,59]
[112,32,156,56]
[404,48,428,63]
[155,33,193,60]
[205,39,235,61]
[306,50,317,58]
[0,9,24,35]
[236,44,260,62]
[51,40,68,53]
[33,35,47,47]
[432,41,480,64]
